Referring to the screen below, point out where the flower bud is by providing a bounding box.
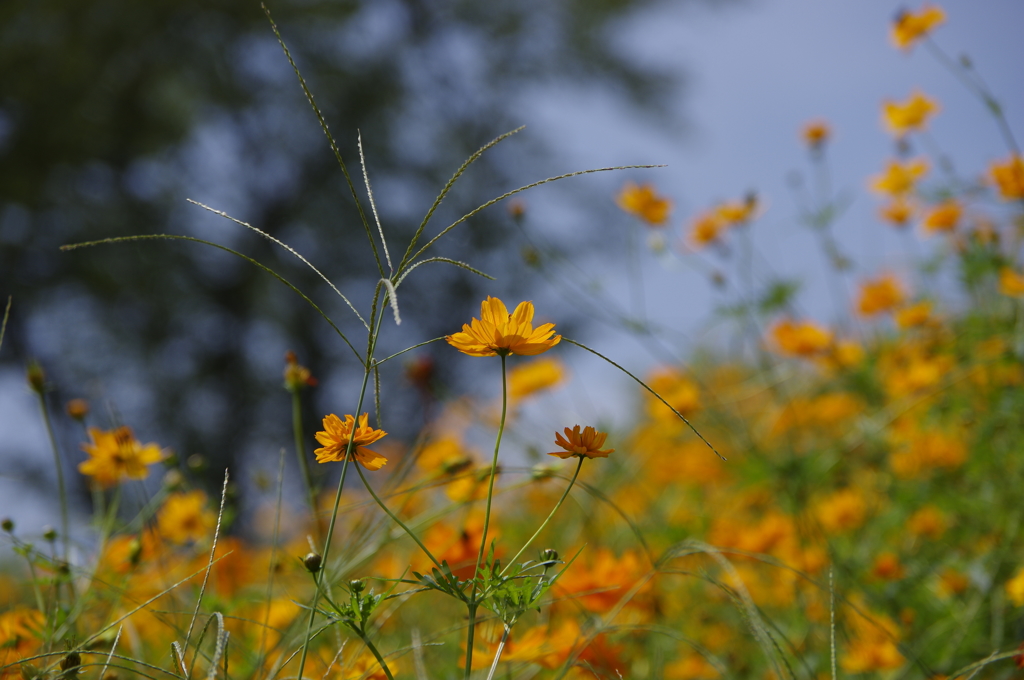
[163,469,184,491]
[26,361,46,394]
[65,398,90,421]
[128,537,143,567]
[541,548,559,565]
[60,649,81,673]
[303,552,322,573]
[187,454,206,472]
[1,518,13,533]
[349,579,365,593]
[43,525,57,542]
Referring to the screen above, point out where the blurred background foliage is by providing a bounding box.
[0,0,734,505]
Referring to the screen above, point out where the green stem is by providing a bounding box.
[357,631,395,680]
[466,354,509,678]
[354,462,442,570]
[36,392,70,563]
[500,457,584,577]
[291,388,320,540]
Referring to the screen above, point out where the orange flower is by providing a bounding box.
[802,120,831,148]
[714,194,759,225]
[688,211,727,248]
[998,267,1024,297]
[314,413,388,470]
[508,357,566,400]
[616,181,673,226]
[1006,567,1024,606]
[157,491,216,545]
[895,301,934,329]
[872,552,906,581]
[883,90,939,137]
[549,425,614,459]
[922,199,962,233]
[79,426,165,489]
[857,274,905,315]
[891,4,946,50]
[0,608,44,676]
[989,154,1024,200]
[871,159,929,196]
[816,488,867,534]
[879,198,916,227]
[446,297,561,357]
[908,505,948,539]
[771,319,833,357]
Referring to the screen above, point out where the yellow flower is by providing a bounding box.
[714,193,759,225]
[816,488,867,534]
[79,426,165,489]
[998,267,1024,297]
[314,413,388,470]
[508,357,566,400]
[891,4,946,50]
[882,90,939,137]
[548,424,614,459]
[908,505,948,539]
[0,608,44,675]
[871,552,906,581]
[1006,567,1024,607]
[446,297,561,357]
[770,319,833,357]
[895,300,934,329]
[616,181,672,226]
[857,274,905,315]
[989,154,1024,200]
[871,159,929,196]
[922,199,962,233]
[802,120,831,148]
[688,211,727,248]
[158,491,216,545]
[879,197,916,227]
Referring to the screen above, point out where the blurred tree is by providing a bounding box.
[0,0,728,502]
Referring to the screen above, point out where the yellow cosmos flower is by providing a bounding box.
[891,4,946,51]
[907,505,947,539]
[688,211,727,248]
[882,90,939,137]
[922,199,962,233]
[446,297,561,357]
[158,491,216,545]
[508,356,566,400]
[770,319,834,357]
[79,426,165,489]
[895,300,934,329]
[616,181,673,226]
[548,425,614,459]
[857,274,905,315]
[1006,566,1024,607]
[998,267,1024,297]
[802,120,831,148]
[871,159,929,196]
[314,413,388,470]
[879,197,916,227]
[989,154,1024,200]
[714,193,759,225]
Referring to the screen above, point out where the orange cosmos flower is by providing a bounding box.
[616,181,673,226]
[922,199,962,233]
[891,4,946,51]
[871,159,929,196]
[871,552,906,581]
[79,426,165,489]
[882,91,939,137]
[549,425,614,459]
[688,211,727,248]
[157,491,216,545]
[1005,567,1024,607]
[714,193,759,225]
[771,319,834,357]
[508,357,566,400]
[314,413,388,470]
[879,197,916,227]
[998,267,1024,297]
[857,274,906,315]
[802,120,831,148]
[446,297,561,357]
[989,154,1024,201]
[894,300,934,329]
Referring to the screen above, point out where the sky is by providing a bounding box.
[3,0,1023,537]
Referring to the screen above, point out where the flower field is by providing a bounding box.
[2,4,1024,679]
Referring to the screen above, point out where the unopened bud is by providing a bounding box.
[541,548,559,565]
[43,525,57,542]
[349,579,365,593]
[26,361,46,394]
[65,399,90,421]
[284,351,317,391]
[303,552,322,573]
[163,469,184,490]
[187,454,206,472]
[1,518,13,533]
[128,537,143,567]
[60,649,81,673]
